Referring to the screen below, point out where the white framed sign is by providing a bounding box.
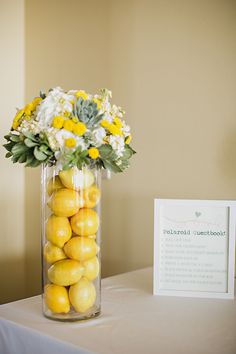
[153,199,236,299]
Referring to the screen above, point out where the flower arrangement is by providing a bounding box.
[3,87,135,172]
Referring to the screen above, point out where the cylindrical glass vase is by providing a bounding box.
[41,165,101,321]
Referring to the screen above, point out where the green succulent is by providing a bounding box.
[73,98,104,128]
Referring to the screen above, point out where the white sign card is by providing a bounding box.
[154,199,236,299]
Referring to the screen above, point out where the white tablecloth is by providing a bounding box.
[0,268,236,354]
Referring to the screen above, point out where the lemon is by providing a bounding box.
[59,167,94,191]
[83,256,99,281]
[87,234,96,240]
[64,237,98,262]
[46,214,72,248]
[80,185,101,208]
[47,175,63,196]
[43,241,67,264]
[44,284,70,314]
[70,208,99,236]
[48,188,80,217]
[48,259,84,286]
[69,277,96,313]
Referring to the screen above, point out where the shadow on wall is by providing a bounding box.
[219,130,236,184]
[0,257,26,304]
[24,168,42,297]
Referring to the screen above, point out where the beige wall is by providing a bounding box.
[1,0,236,302]
[102,0,236,275]
[0,0,25,303]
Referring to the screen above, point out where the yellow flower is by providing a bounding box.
[63,119,75,132]
[113,116,123,129]
[31,97,42,109]
[52,116,64,129]
[100,120,110,128]
[12,108,25,130]
[65,138,76,148]
[93,98,102,109]
[72,116,79,123]
[76,90,88,100]
[108,123,123,136]
[64,111,71,118]
[24,103,34,116]
[125,135,132,145]
[73,122,86,136]
[88,147,100,159]
[25,115,31,121]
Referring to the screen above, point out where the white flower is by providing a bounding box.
[55,129,88,151]
[45,127,60,151]
[18,120,41,135]
[108,135,125,157]
[102,111,113,123]
[111,104,124,118]
[37,87,74,129]
[122,123,130,137]
[91,127,106,147]
[101,100,111,115]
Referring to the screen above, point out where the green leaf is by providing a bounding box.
[5,152,12,158]
[102,159,122,173]
[18,154,27,163]
[3,142,14,152]
[99,145,113,159]
[39,144,49,152]
[122,145,135,160]
[12,155,19,163]
[12,143,28,155]
[4,135,12,142]
[23,132,37,141]
[119,159,130,170]
[25,154,35,166]
[24,138,38,148]
[33,146,48,161]
[27,158,41,167]
[40,91,46,99]
[9,134,21,143]
[80,150,88,158]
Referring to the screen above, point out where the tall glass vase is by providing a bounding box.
[41,165,101,321]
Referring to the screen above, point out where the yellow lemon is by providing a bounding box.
[43,241,67,264]
[70,208,99,236]
[46,214,72,248]
[83,257,99,281]
[48,189,80,217]
[47,175,63,196]
[80,185,101,209]
[59,167,94,191]
[69,277,96,313]
[64,237,98,262]
[48,259,84,286]
[44,284,70,314]
[87,234,96,240]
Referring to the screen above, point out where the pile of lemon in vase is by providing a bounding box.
[43,166,101,320]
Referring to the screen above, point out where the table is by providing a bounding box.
[0,268,236,354]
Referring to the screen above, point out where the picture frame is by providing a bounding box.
[153,199,236,299]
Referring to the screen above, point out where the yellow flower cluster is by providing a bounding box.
[100,117,123,136]
[76,90,88,100]
[12,97,42,130]
[88,147,100,159]
[65,138,76,148]
[52,117,87,137]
